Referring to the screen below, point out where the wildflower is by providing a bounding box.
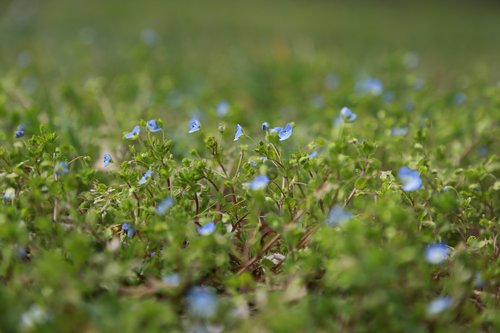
[340,107,357,122]
[54,162,69,176]
[453,93,466,105]
[20,305,48,330]
[156,197,174,215]
[216,100,230,117]
[189,119,201,133]
[326,205,353,227]
[138,169,153,185]
[382,91,395,102]
[474,273,486,288]
[15,124,25,138]
[427,296,453,315]
[309,151,318,159]
[186,287,218,318]
[3,188,15,201]
[398,166,422,192]
[162,273,180,287]
[247,175,269,190]
[391,127,408,136]
[197,221,216,236]
[122,223,135,238]
[356,78,383,96]
[278,123,293,141]
[425,243,449,264]
[234,124,243,141]
[124,125,140,140]
[146,119,161,132]
[103,153,113,167]
[270,126,282,133]
[262,122,269,131]
[141,28,158,46]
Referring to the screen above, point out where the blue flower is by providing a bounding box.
[234,124,243,141]
[122,223,135,238]
[425,243,449,264]
[398,166,422,192]
[309,151,318,159]
[326,204,353,227]
[356,78,383,96]
[186,287,218,318]
[162,273,180,287]
[427,296,453,315]
[248,175,269,190]
[391,127,408,136]
[3,188,15,201]
[103,153,113,167]
[141,29,157,46]
[382,91,395,102]
[270,126,282,133]
[15,124,25,138]
[197,221,216,236]
[453,93,466,105]
[156,197,174,215]
[340,107,357,122]
[278,123,293,141]
[189,118,201,133]
[54,162,69,176]
[138,169,153,185]
[124,125,140,140]
[216,100,230,117]
[146,119,161,132]
[262,122,269,131]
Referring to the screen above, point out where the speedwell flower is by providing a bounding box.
[216,100,230,117]
[278,123,293,141]
[124,125,140,140]
[262,122,269,131]
[234,124,243,141]
[189,118,201,133]
[197,221,216,236]
[398,166,422,192]
[103,153,113,167]
[186,287,218,318]
[391,127,408,136]
[427,296,453,315]
[326,204,353,227]
[340,107,357,122]
[425,243,449,264]
[156,197,174,215]
[138,169,153,185]
[121,223,135,238]
[247,175,269,190]
[54,162,69,176]
[15,124,25,138]
[146,119,161,132]
[355,78,383,96]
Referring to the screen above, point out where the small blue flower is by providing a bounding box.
[453,93,466,105]
[124,125,140,140]
[398,166,422,192]
[146,119,161,132]
[156,197,174,215]
[356,78,383,96]
[278,123,293,141]
[248,175,269,190]
[382,91,395,102]
[270,126,282,133]
[216,100,230,117]
[3,188,15,201]
[54,162,69,176]
[103,153,113,167]
[425,243,449,264]
[391,127,408,136]
[197,221,216,236]
[189,118,201,133]
[141,29,157,46]
[340,107,357,122]
[234,124,243,141]
[262,122,269,131]
[122,223,135,238]
[15,124,25,138]
[138,169,153,185]
[162,273,180,287]
[427,296,453,315]
[326,204,353,227]
[186,287,218,318]
[309,151,318,159]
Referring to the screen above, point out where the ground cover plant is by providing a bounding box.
[1,0,499,332]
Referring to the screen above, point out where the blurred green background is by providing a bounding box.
[1,0,500,84]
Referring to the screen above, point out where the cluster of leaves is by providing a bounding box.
[1,62,499,332]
